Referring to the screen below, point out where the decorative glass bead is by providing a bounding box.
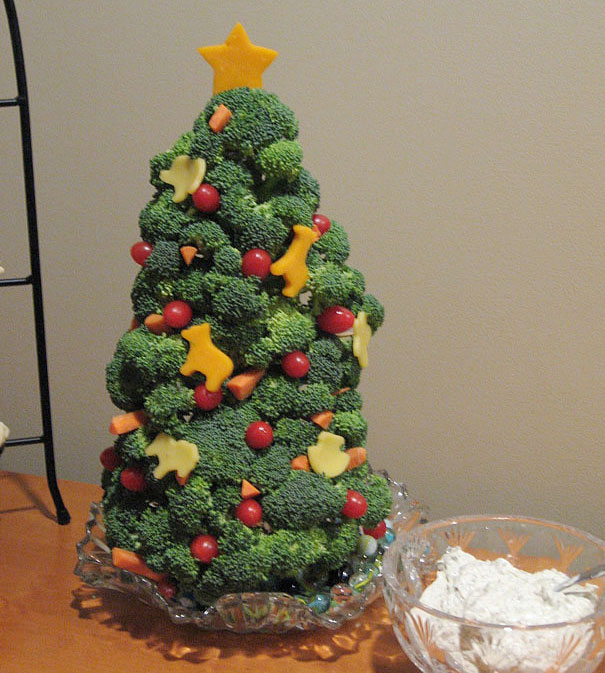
[357,533,378,558]
[308,592,331,613]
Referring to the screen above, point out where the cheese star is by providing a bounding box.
[270,225,318,297]
[145,432,199,481]
[180,323,234,392]
[308,431,350,478]
[352,311,372,369]
[159,155,206,203]
[198,23,277,95]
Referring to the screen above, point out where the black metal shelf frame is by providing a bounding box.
[1,0,70,524]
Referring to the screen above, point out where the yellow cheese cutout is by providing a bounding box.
[180,323,234,392]
[145,432,199,480]
[270,225,318,297]
[308,431,350,478]
[198,23,278,95]
[159,155,206,203]
[353,311,372,369]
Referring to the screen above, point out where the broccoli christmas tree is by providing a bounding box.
[101,24,392,608]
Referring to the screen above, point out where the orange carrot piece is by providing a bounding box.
[144,313,171,335]
[129,317,140,331]
[226,368,266,401]
[180,245,197,266]
[345,446,367,470]
[175,473,189,486]
[109,410,147,435]
[209,104,233,133]
[310,410,334,430]
[332,387,351,396]
[111,547,166,582]
[291,455,310,471]
[241,479,261,499]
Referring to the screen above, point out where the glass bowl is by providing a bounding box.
[74,472,426,632]
[382,514,605,673]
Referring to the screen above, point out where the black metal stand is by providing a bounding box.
[1,0,70,524]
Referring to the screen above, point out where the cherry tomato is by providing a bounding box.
[245,421,273,449]
[363,520,387,539]
[241,248,272,279]
[194,383,223,411]
[312,213,331,235]
[163,300,192,328]
[120,466,147,492]
[192,183,220,213]
[130,241,153,266]
[341,490,367,519]
[190,534,219,563]
[235,499,263,527]
[100,446,121,471]
[157,579,177,600]
[316,305,355,334]
[282,351,310,378]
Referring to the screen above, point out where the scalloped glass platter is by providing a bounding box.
[74,472,425,632]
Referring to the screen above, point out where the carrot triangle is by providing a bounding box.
[241,479,261,498]
[180,245,197,266]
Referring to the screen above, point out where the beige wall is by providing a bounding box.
[1,1,603,537]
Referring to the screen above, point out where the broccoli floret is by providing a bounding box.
[309,262,365,309]
[285,167,320,211]
[205,158,254,191]
[257,140,303,183]
[114,426,155,462]
[194,87,298,162]
[173,271,208,313]
[106,329,187,410]
[313,219,350,263]
[272,418,320,460]
[340,352,362,388]
[209,483,241,520]
[143,382,195,431]
[294,383,334,418]
[144,240,182,277]
[180,218,230,253]
[211,277,268,324]
[313,520,360,571]
[306,338,344,388]
[166,475,213,537]
[149,132,193,189]
[262,471,346,529]
[247,446,292,490]
[259,527,328,577]
[130,269,175,321]
[212,246,241,275]
[352,293,385,332]
[259,195,313,229]
[249,375,299,421]
[329,410,368,447]
[333,388,363,412]
[139,190,198,244]
[138,506,174,571]
[235,212,290,257]
[103,503,145,552]
[337,472,392,528]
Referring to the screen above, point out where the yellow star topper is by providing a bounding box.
[199,23,278,95]
[353,311,372,369]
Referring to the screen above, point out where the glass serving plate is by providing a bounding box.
[74,472,425,632]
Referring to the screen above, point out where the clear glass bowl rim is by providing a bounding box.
[382,512,605,630]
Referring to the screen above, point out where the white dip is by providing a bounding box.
[409,547,598,673]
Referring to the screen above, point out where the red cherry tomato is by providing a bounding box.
[190,534,219,563]
[235,499,263,527]
[245,421,273,449]
[194,383,223,411]
[241,248,272,279]
[363,520,387,539]
[163,300,192,328]
[120,466,147,492]
[312,213,331,235]
[282,351,310,378]
[100,446,122,471]
[192,183,220,213]
[341,490,367,519]
[157,579,177,600]
[130,241,153,266]
[316,306,355,334]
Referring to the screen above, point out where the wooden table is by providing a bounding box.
[1,471,603,673]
